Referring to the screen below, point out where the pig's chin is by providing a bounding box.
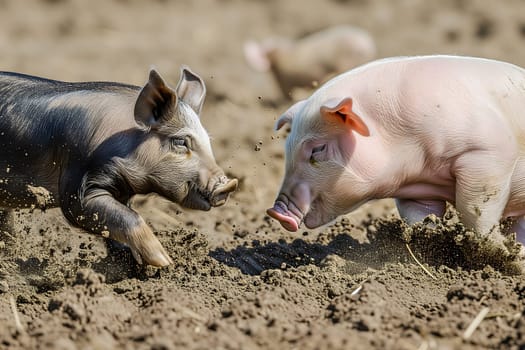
[303,197,339,229]
[305,199,368,229]
[182,192,212,211]
[303,208,331,229]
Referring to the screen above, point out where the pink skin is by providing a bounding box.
[267,113,373,231]
[267,55,525,249]
[266,192,305,232]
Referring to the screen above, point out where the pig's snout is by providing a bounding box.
[267,183,311,232]
[181,173,237,211]
[267,201,301,232]
[210,177,238,207]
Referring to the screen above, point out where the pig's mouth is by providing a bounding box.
[266,194,306,232]
[183,177,238,211]
[267,194,335,232]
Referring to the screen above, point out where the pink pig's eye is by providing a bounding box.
[309,144,327,165]
[312,144,326,154]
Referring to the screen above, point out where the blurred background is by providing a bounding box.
[1,0,524,94]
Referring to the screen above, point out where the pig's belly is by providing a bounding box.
[397,180,525,219]
[395,157,525,219]
[394,182,456,203]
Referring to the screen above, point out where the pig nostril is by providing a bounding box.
[216,179,238,194]
[209,178,238,207]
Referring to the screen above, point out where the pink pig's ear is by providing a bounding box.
[275,114,291,130]
[320,98,370,137]
[275,100,307,131]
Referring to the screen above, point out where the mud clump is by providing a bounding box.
[397,209,524,275]
[26,185,54,211]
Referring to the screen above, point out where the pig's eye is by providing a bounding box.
[309,144,326,164]
[312,144,326,154]
[170,137,188,150]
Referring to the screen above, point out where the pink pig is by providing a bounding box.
[267,55,525,247]
[244,25,376,98]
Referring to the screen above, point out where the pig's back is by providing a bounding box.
[317,55,525,159]
[351,56,525,136]
[402,56,525,138]
[0,71,139,95]
[395,56,525,158]
[327,55,525,101]
[0,72,140,148]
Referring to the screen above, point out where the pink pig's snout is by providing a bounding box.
[267,182,311,232]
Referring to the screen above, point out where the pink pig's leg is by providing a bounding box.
[453,150,514,239]
[395,199,446,224]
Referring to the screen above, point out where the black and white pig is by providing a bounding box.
[0,66,237,267]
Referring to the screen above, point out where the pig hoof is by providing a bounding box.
[127,224,173,267]
[132,247,173,267]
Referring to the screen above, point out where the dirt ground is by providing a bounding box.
[1,0,525,349]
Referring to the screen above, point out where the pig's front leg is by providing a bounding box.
[395,199,446,224]
[453,151,513,243]
[63,189,173,267]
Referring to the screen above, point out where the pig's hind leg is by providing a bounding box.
[395,199,446,225]
[63,191,173,267]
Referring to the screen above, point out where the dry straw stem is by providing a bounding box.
[179,305,206,322]
[350,275,377,299]
[463,307,490,340]
[9,295,24,333]
[417,339,435,350]
[350,284,363,297]
[417,341,428,350]
[405,244,437,280]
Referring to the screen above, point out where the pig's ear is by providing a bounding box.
[275,100,307,131]
[134,69,177,126]
[320,98,370,136]
[275,114,292,131]
[176,65,206,115]
[244,40,271,72]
